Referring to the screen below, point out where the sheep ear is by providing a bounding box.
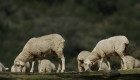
[19,61,25,66]
[15,61,20,65]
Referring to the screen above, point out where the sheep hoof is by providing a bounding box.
[98,69,103,71]
[30,71,33,73]
[122,68,127,70]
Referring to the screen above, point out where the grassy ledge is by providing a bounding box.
[0,70,140,80]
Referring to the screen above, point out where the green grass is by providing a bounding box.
[119,69,140,74]
[0,70,140,80]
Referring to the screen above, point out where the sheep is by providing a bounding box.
[84,36,129,71]
[11,62,30,72]
[38,59,56,72]
[77,51,109,72]
[0,62,9,71]
[13,34,65,72]
[91,60,109,71]
[77,51,90,72]
[121,56,140,70]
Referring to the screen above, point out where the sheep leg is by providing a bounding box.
[22,66,26,72]
[56,49,65,72]
[117,44,127,70]
[61,55,65,72]
[38,60,41,64]
[78,60,82,72]
[56,56,65,73]
[57,59,62,72]
[38,60,41,72]
[120,55,127,70]
[30,61,35,72]
[120,60,124,70]
[107,57,111,70]
[98,58,103,71]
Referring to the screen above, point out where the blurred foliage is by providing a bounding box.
[0,0,140,71]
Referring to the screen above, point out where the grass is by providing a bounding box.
[0,70,140,80]
[119,69,140,74]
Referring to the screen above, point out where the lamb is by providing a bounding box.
[38,59,56,72]
[11,62,30,72]
[121,56,140,69]
[77,51,90,72]
[84,36,129,71]
[0,62,9,71]
[91,60,109,71]
[77,51,109,72]
[13,34,65,72]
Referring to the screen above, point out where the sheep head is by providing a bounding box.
[14,61,26,72]
[84,55,98,72]
[84,59,92,71]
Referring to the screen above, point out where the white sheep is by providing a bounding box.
[11,62,30,72]
[13,34,65,72]
[121,56,140,69]
[84,36,129,71]
[77,51,90,72]
[0,62,9,71]
[77,51,109,72]
[91,60,109,71]
[38,59,56,72]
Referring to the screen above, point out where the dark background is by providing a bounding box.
[0,0,140,71]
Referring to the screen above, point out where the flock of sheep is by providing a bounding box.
[0,34,140,73]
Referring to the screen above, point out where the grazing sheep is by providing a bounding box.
[77,51,90,72]
[11,62,30,72]
[77,51,109,72]
[0,62,9,71]
[13,34,65,72]
[38,59,56,72]
[121,56,140,69]
[84,36,129,71]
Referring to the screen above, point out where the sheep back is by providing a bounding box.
[23,34,65,56]
[77,51,90,61]
[14,34,65,64]
[92,36,129,57]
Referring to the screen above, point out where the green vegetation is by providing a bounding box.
[0,0,140,71]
